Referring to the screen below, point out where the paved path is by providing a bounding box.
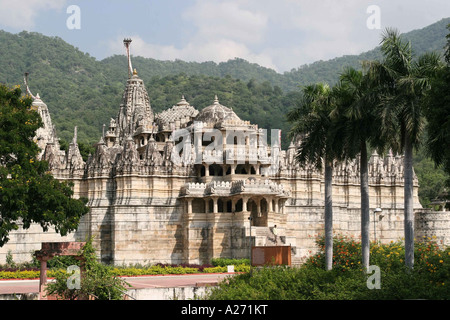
[0,273,234,295]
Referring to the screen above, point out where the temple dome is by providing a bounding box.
[195,95,240,124]
[155,96,199,128]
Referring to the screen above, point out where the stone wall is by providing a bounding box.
[415,210,450,247]
[2,175,450,265]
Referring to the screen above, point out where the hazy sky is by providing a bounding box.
[0,0,449,73]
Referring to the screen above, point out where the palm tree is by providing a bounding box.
[332,67,384,272]
[287,83,345,270]
[368,28,442,269]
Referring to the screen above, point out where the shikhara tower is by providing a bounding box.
[1,39,446,266]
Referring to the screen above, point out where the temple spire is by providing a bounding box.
[123,38,133,79]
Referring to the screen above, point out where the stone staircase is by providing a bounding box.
[253,226,285,246]
[250,226,305,266]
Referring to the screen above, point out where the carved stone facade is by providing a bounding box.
[1,46,449,266]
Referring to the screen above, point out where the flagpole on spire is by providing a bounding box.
[123,38,133,79]
[23,72,37,100]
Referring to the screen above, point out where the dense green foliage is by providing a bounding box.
[45,238,130,300]
[210,258,250,267]
[0,84,89,246]
[205,235,449,300]
[414,146,449,206]
[424,24,450,190]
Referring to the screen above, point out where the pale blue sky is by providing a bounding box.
[0,0,449,72]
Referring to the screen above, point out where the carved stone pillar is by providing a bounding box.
[187,198,193,214]
[242,196,248,212]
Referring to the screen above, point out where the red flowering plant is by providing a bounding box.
[305,233,449,285]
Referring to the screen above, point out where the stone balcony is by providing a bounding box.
[181,179,290,198]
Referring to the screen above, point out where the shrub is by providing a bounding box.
[211,258,250,267]
[204,235,450,300]
[45,238,130,300]
[0,270,39,279]
[304,234,450,277]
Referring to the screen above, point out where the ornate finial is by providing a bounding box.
[72,126,78,144]
[388,149,393,157]
[177,95,188,106]
[123,38,133,78]
[133,68,138,76]
[214,95,219,104]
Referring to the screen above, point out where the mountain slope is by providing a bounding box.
[0,18,448,144]
[100,17,450,92]
[283,17,450,90]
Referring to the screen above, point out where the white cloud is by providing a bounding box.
[105,0,450,73]
[0,0,67,29]
[107,0,277,71]
[108,34,278,71]
[183,0,268,45]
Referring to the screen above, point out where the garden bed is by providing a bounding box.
[0,258,250,280]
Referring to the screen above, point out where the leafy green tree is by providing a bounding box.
[45,238,130,300]
[368,29,442,269]
[0,84,89,246]
[425,24,450,188]
[332,66,385,271]
[287,83,345,270]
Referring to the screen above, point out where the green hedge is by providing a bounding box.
[211,258,250,267]
[0,264,250,280]
[0,269,63,280]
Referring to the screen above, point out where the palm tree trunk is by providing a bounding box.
[324,160,333,271]
[404,133,414,269]
[360,141,370,272]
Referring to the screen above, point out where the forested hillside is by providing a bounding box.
[0,17,449,206]
[1,18,448,143]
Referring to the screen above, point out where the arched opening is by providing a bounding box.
[235,198,243,212]
[261,198,268,214]
[226,200,232,213]
[251,166,256,174]
[200,165,206,177]
[208,199,214,213]
[218,198,224,213]
[236,164,247,174]
[209,164,223,176]
[248,198,268,227]
[192,198,205,213]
